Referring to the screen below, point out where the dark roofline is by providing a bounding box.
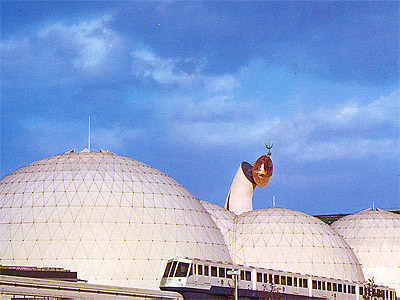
[314,208,400,225]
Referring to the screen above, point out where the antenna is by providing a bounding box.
[273,195,276,208]
[372,200,375,211]
[88,116,91,152]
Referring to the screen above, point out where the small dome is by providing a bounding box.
[233,208,364,282]
[331,208,400,293]
[0,151,231,289]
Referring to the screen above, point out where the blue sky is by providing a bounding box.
[1,1,399,215]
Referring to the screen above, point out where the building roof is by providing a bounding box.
[314,209,400,225]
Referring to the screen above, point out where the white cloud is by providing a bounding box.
[205,75,240,94]
[365,91,399,122]
[131,48,198,85]
[92,125,142,151]
[311,91,399,129]
[3,14,118,75]
[270,90,399,161]
[4,18,397,164]
[165,89,399,162]
[131,48,240,93]
[332,102,360,124]
[38,14,117,72]
[1,37,29,53]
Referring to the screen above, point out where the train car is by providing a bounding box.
[160,257,397,300]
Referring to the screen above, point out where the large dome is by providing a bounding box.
[0,150,231,289]
[331,208,400,293]
[232,208,365,283]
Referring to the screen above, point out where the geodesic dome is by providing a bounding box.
[331,208,400,293]
[233,207,365,282]
[0,150,231,289]
[201,200,236,247]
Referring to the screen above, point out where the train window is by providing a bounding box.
[226,269,232,279]
[269,274,273,284]
[298,278,302,288]
[175,262,190,277]
[343,284,347,293]
[327,282,332,291]
[245,271,251,281]
[263,273,268,283]
[274,275,280,285]
[163,262,172,278]
[170,261,178,277]
[333,283,337,292]
[211,266,217,277]
[240,270,245,280]
[303,279,308,288]
[322,281,326,290]
[293,277,297,287]
[219,267,225,278]
[281,276,286,285]
[198,264,203,276]
[359,286,364,295]
[351,286,355,295]
[312,280,317,290]
[204,265,209,276]
[318,281,322,290]
[257,272,262,283]
[287,276,292,286]
[338,283,342,293]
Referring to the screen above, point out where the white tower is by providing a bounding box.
[225,155,273,215]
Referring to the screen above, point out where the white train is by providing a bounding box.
[160,257,397,300]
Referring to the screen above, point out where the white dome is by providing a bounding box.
[233,208,364,282]
[200,200,236,247]
[331,208,400,293]
[0,150,231,289]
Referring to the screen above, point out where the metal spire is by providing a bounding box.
[265,141,273,156]
[88,116,91,152]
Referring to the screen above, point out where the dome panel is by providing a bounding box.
[201,200,236,247]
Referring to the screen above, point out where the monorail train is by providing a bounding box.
[160,257,397,300]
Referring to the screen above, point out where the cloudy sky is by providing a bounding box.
[1,1,399,215]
